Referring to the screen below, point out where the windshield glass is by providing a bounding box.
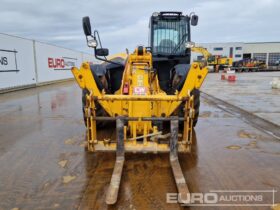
[152,19,188,55]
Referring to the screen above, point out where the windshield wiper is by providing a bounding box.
[171,33,188,54]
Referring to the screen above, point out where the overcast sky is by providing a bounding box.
[1,0,279,54]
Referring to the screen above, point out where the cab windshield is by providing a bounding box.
[152,19,188,55]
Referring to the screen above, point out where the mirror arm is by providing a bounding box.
[94,30,103,48]
[85,35,96,48]
[83,28,122,66]
[189,12,195,17]
[92,30,123,66]
[93,48,123,66]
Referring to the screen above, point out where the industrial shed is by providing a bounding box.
[193,42,280,66]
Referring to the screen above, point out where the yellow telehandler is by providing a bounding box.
[71,11,208,205]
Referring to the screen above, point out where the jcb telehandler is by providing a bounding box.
[71,11,208,205]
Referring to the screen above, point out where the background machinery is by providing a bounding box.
[71,11,208,205]
[232,58,266,72]
[192,46,233,72]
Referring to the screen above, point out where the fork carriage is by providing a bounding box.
[72,47,207,204]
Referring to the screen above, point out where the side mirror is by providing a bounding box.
[191,15,199,26]
[96,48,109,56]
[82,16,92,36]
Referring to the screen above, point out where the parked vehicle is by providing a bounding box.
[232,58,266,72]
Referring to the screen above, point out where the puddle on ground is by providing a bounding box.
[222,113,233,118]
[246,141,258,149]
[231,91,253,96]
[238,130,257,139]
[260,150,280,156]
[226,145,242,150]
[44,182,49,187]
[64,135,84,146]
[80,141,87,147]
[53,203,60,208]
[2,115,37,122]
[64,138,75,145]
[238,130,272,141]
[62,175,76,184]
[199,111,211,118]
[58,160,68,168]
[48,115,65,120]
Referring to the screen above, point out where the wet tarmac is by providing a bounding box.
[202,72,280,126]
[0,81,279,210]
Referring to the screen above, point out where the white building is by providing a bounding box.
[192,42,280,66]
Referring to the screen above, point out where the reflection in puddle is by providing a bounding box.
[62,175,76,184]
[64,138,75,145]
[226,145,242,150]
[199,111,211,118]
[58,160,68,168]
[238,130,255,139]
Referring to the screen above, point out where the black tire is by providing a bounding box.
[172,65,200,127]
[81,65,112,128]
[82,89,109,128]
[176,88,200,127]
[192,89,200,127]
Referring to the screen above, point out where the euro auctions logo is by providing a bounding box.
[167,189,277,207]
[48,57,77,70]
[0,49,19,73]
[167,192,219,205]
[48,58,65,69]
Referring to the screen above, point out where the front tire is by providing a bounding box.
[82,89,108,128]
[192,89,200,127]
[172,65,200,127]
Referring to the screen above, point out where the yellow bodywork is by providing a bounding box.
[72,47,208,152]
[191,47,212,61]
[218,57,233,66]
[106,52,128,61]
